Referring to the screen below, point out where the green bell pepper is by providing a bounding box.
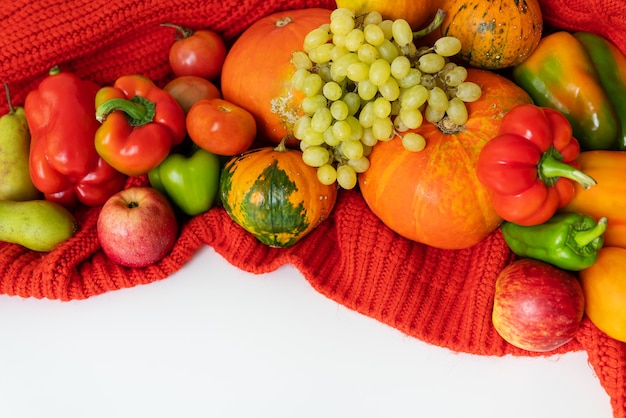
[148,146,221,216]
[513,31,622,151]
[501,212,608,271]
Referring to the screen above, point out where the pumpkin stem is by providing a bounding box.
[275,135,291,152]
[413,9,446,39]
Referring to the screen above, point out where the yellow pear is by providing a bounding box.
[0,200,77,252]
[0,83,41,201]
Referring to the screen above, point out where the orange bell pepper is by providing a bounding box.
[560,150,626,249]
[94,74,186,176]
[513,31,620,151]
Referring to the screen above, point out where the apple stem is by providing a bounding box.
[574,216,608,247]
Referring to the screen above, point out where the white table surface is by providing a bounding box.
[0,245,614,418]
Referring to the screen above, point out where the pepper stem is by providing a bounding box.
[95,96,156,126]
[538,147,596,190]
[413,9,446,38]
[574,216,608,247]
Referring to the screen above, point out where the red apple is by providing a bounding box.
[97,187,178,268]
[492,258,585,352]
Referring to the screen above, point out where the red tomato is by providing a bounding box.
[186,98,257,156]
[163,76,221,114]
[163,24,227,80]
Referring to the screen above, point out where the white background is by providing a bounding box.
[0,245,614,418]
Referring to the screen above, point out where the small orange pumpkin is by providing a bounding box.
[221,8,332,148]
[437,0,543,69]
[358,69,532,250]
[334,0,443,30]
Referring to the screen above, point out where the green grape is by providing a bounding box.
[434,36,462,57]
[347,156,370,173]
[369,58,391,86]
[357,43,380,64]
[330,45,350,61]
[330,52,359,82]
[398,106,423,129]
[418,53,446,74]
[346,61,370,82]
[304,27,330,52]
[345,28,365,52]
[302,127,325,146]
[378,19,394,39]
[299,138,311,151]
[311,107,333,133]
[302,145,330,167]
[373,96,392,118]
[446,97,469,125]
[364,23,385,46]
[358,101,376,128]
[341,139,364,160]
[317,164,338,185]
[346,115,364,141]
[399,84,429,109]
[309,43,334,64]
[322,81,344,101]
[363,11,383,25]
[455,81,482,102]
[444,65,467,87]
[357,79,378,101]
[424,104,446,123]
[331,33,347,48]
[291,68,310,91]
[427,86,449,112]
[391,19,413,47]
[401,132,426,152]
[317,64,333,83]
[397,68,422,88]
[419,73,436,90]
[361,127,378,147]
[390,55,411,79]
[329,13,355,36]
[301,94,327,115]
[329,99,349,121]
[378,77,400,101]
[302,73,324,96]
[342,91,361,115]
[293,115,311,140]
[372,116,394,140]
[376,39,400,62]
[292,51,313,70]
[332,119,352,141]
[336,164,358,189]
[323,126,341,146]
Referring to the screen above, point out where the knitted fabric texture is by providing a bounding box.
[0,1,624,416]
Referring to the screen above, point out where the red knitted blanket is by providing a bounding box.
[0,0,624,416]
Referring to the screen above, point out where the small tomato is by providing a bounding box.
[187,98,257,156]
[163,23,227,80]
[164,76,221,114]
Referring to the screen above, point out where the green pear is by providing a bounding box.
[0,82,41,201]
[0,200,78,252]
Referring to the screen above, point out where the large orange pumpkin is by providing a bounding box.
[334,0,443,30]
[437,0,543,69]
[358,69,532,250]
[221,8,332,148]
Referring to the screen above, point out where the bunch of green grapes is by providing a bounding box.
[291,8,482,189]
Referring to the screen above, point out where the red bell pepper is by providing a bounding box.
[94,74,186,176]
[476,104,596,226]
[25,67,128,208]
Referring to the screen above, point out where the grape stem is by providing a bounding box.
[413,9,446,39]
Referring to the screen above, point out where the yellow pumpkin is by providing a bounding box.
[335,0,443,30]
